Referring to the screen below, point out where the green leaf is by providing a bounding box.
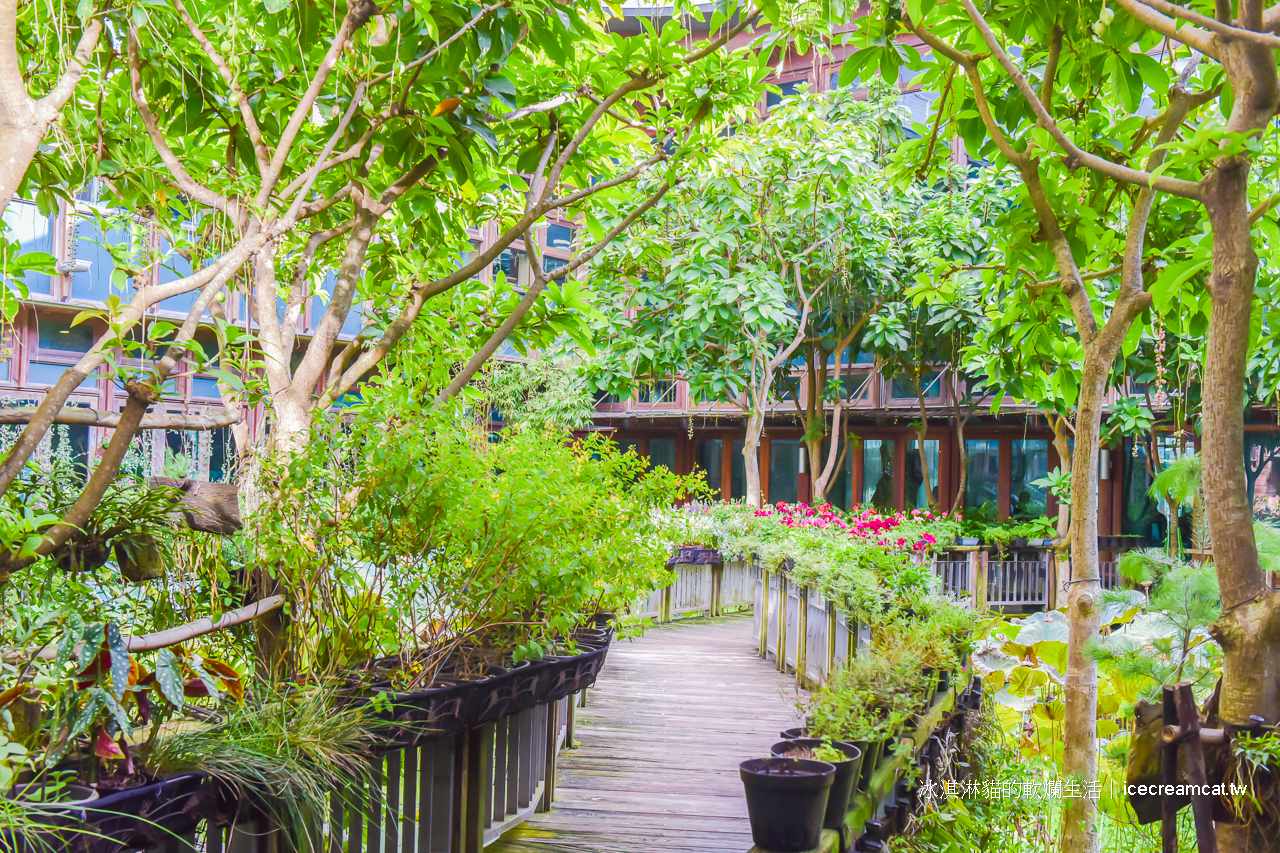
[264,0,290,12]
[154,649,186,708]
[105,622,130,700]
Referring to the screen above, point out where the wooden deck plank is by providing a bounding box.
[487,615,804,853]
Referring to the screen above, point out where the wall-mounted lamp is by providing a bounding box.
[1099,448,1111,480]
[798,447,808,475]
[58,259,92,274]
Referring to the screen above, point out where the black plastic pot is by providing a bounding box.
[856,738,882,791]
[739,758,835,852]
[779,726,809,740]
[937,669,952,697]
[770,739,863,829]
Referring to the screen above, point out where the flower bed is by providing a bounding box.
[672,502,963,620]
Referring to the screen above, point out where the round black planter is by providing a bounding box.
[779,726,809,740]
[856,738,882,791]
[770,739,863,829]
[739,758,835,853]
[937,669,952,697]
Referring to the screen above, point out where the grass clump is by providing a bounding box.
[147,686,374,850]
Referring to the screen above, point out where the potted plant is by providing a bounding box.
[739,757,835,852]
[770,738,863,829]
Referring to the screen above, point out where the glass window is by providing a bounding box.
[191,377,221,399]
[37,320,95,353]
[731,439,747,500]
[50,422,90,479]
[824,441,854,510]
[766,79,803,108]
[157,236,200,314]
[768,439,799,505]
[68,216,134,302]
[1010,439,1049,518]
[542,255,566,279]
[28,362,98,390]
[313,271,363,336]
[635,380,675,404]
[648,438,676,472]
[863,439,895,510]
[208,426,234,484]
[546,223,574,250]
[965,439,1000,515]
[614,438,639,455]
[0,360,9,381]
[1122,440,1163,543]
[2,201,54,295]
[906,439,939,510]
[1246,433,1280,521]
[695,439,723,496]
[892,371,941,399]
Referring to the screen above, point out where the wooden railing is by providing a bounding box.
[131,693,581,853]
[633,557,756,622]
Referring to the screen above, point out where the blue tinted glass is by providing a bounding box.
[863,439,895,509]
[158,237,199,313]
[546,223,574,250]
[2,202,54,295]
[313,271,363,335]
[68,216,133,302]
[768,439,799,504]
[965,439,1001,512]
[191,377,221,399]
[29,362,98,390]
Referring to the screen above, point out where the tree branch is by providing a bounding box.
[1133,0,1280,48]
[127,27,232,214]
[173,0,271,173]
[961,0,1206,200]
[0,407,241,430]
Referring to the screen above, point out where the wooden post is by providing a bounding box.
[565,692,577,748]
[539,700,560,812]
[776,574,788,673]
[711,562,724,616]
[795,585,809,681]
[1170,682,1217,853]
[660,583,672,623]
[452,729,469,853]
[759,568,771,659]
[974,551,989,612]
[1161,687,1179,853]
[1046,552,1059,610]
[826,603,837,681]
[462,726,492,853]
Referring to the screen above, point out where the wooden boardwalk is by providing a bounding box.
[488,614,805,853]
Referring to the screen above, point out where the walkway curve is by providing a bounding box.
[488,614,806,853]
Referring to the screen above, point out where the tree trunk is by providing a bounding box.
[1202,157,1280,853]
[744,409,764,508]
[915,374,935,509]
[0,122,40,216]
[951,408,969,515]
[1058,356,1108,853]
[805,434,825,500]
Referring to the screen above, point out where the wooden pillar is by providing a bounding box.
[826,603,837,680]
[711,562,724,616]
[539,701,560,812]
[776,573,788,672]
[974,550,989,611]
[721,439,733,498]
[795,584,808,682]
[462,725,492,853]
[759,567,771,659]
